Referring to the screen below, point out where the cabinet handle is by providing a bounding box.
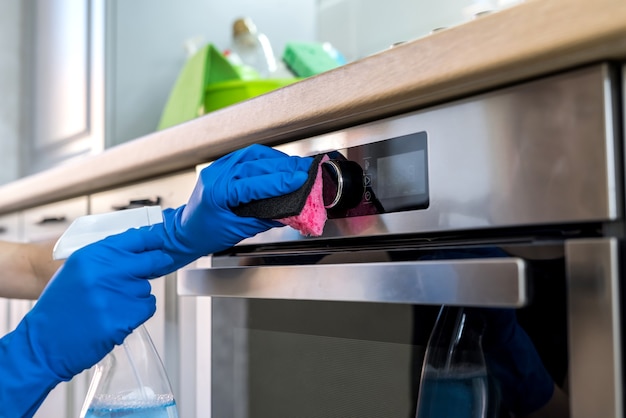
[112,197,161,211]
[36,216,67,225]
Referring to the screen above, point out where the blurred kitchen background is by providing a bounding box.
[0,0,520,185]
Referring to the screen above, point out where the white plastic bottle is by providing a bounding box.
[230,17,277,78]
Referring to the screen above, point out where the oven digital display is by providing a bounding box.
[332,131,428,218]
[377,149,427,199]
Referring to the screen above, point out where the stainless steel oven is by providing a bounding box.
[179,63,623,417]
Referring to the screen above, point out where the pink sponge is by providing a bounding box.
[232,153,329,237]
[277,155,329,236]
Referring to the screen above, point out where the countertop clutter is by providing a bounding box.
[1,0,626,214]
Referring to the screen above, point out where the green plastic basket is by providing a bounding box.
[202,79,298,114]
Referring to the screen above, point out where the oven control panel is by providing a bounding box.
[241,65,614,244]
[323,131,429,219]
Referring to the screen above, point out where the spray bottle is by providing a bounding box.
[53,206,179,418]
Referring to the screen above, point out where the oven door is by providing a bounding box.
[179,239,587,418]
[181,237,625,418]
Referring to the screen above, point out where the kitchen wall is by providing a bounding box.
[318,0,523,62]
[107,0,317,148]
[318,0,471,62]
[0,0,22,185]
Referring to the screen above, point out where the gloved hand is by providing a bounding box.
[479,308,555,416]
[156,144,313,271]
[0,227,173,418]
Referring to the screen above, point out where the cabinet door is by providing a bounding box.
[24,197,89,418]
[22,0,104,174]
[90,170,197,412]
[23,197,89,242]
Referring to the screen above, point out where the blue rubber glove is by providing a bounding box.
[479,308,555,416]
[157,144,313,271]
[0,227,173,418]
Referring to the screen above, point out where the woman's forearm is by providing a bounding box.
[0,240,63,299]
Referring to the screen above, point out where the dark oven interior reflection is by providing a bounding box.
[210,243,569,418]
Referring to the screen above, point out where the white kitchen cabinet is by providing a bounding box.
[0,0,22,185]
[90,169,197,416]
[22,197,89,242]
[21,0,104,175]
[22,197,89,418]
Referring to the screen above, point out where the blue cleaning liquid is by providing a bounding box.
[416,369,488,418]
[84,397,179,418]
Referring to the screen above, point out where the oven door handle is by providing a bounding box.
[178,258,527,307]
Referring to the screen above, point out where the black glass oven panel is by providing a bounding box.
[326,131,429,219]
[212,298,438,418]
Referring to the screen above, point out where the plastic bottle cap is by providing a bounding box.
[233,17,257,37]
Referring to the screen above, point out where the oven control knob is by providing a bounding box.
[321,159,365,210]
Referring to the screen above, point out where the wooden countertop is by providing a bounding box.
[2,0,626,214]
